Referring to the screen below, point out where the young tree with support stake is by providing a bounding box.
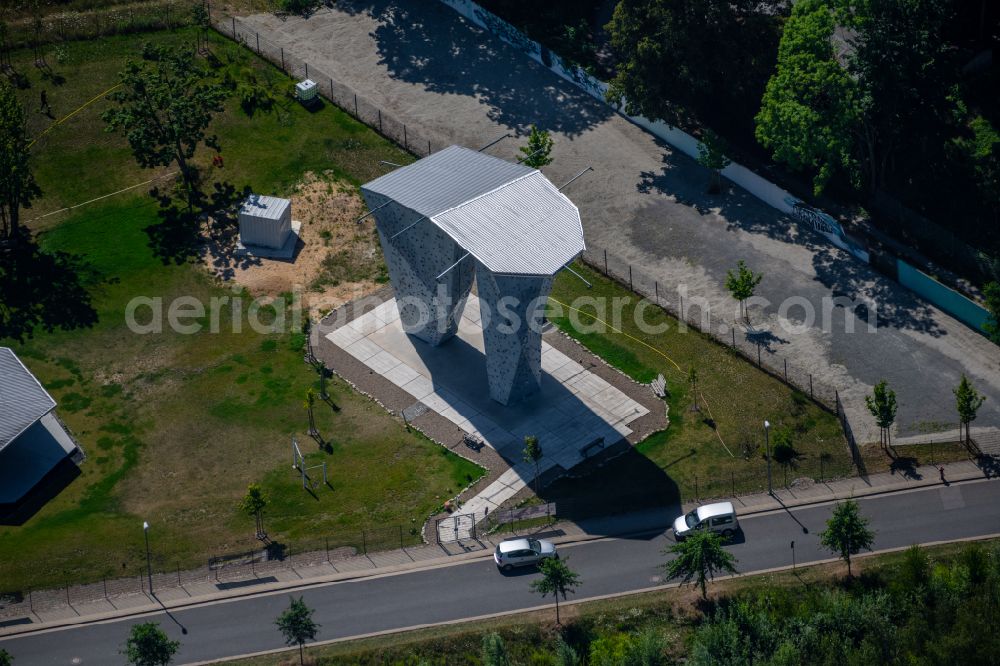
[0,81,41,244]
[276,596,320,666]
[103,43,227,212]
[819,499,874,577]
[725,260,763,323]
[663,530,737,600]
[122,622,179,666]
[530,557,581,625]
[954,374,986,447]
[865,379,897,449]
[523,435,543,495]
[519,124,554,168]
[239,483,268,540]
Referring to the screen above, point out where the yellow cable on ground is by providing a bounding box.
[547,296,683,374]
[548,295,734,456]
[28,82,122,149]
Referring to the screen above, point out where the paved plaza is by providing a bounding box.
[326,295,650,538]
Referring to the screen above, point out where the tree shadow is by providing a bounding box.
[316,0,613,136]
[0,236,99,341]
[146,180,251,265]
[636,147,948,336]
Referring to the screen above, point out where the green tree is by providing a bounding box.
[122,622,180,666]
[984,281,1000,344]
[275,596,320,666]
[606,0,785,135]
[519,124,553,168]
[771,427,798,485]
[530,556,581,624]
[103,43,227,211]
[481,632,511,666]
[841,0,955,194]
[523,435,543,495]
[0,80,40,243]
[663,530,737,600]
[238,483,268,539]
[864,379,897,448]
[0,648,12,666]
[696,129,731,193]
[755,0,858,194]
[953,374,986,446]
[724,260,763,322]
[819,499,874,577]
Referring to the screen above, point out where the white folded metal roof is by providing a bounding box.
[362,145,585,275]
[239,194,290,221]
[0,347,57,452]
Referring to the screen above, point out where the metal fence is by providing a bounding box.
[0,521,424,621]
[214,12,439,162]
[578,245,864,466]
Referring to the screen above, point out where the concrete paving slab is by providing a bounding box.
[344,337,382,362]
[366,350,402,374]
[401,374,435,400]
[383,362,420,388]
[327,324,363,347]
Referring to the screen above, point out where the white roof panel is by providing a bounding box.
[239,194,290,221]
[0,347,57,452]
[432,172,584,274]
[362,146,584,275]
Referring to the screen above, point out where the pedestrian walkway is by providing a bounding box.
[1,458,991,638]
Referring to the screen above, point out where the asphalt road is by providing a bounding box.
[4,480,1000,665]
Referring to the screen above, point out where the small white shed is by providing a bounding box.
[239,194,291,249]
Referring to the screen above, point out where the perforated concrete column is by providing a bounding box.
[475,262,554,405]
[362,193,473,346]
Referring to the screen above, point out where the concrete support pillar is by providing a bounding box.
[475,262,553,405]
[362,194,473,346]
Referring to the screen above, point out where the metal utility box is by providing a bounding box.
[238,194,291,249]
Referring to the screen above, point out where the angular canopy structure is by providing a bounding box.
[361,145,585,404]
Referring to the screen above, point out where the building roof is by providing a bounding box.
[362,145,585,275]
[239,194,290,221]
[0,347,57,453]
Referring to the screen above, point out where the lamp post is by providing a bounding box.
[764,420,773,496]
[143,521,153,596]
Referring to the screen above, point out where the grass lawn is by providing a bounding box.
[0,27,481,592]
[543,262,851,506]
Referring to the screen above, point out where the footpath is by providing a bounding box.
[0,458,992,639]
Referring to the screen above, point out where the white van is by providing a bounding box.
[673,501,739,539]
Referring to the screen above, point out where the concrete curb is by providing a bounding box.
[1,468,992,638]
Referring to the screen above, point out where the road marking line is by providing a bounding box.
[182,531,1000,666]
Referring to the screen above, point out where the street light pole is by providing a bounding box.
[143,521,153,596]
[764,420,773,496]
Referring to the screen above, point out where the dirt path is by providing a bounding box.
[234,1,1000,444]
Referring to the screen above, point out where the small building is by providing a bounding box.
[239,194,292,250]
[0,347,83,524]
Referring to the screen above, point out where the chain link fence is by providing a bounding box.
[0,520,428,621]
[215,12,438,162]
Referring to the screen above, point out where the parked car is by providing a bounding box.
[673,501,739,539]
[494,537,557,571]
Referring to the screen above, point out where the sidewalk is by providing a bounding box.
[0,459,991,638]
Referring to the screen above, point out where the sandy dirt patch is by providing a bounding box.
[200,171,386,319]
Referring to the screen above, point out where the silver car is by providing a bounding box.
[673,501,739,539]
[494,537,558,571]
